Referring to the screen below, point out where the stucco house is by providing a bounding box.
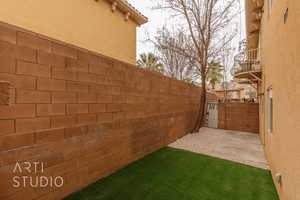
[0,0,299,199]
[212,82,257,102]
[233,0,300,199]
[0,0,147,64]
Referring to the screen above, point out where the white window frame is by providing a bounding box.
[266,87,273,134]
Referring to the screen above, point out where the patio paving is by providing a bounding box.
[169,127,269,169]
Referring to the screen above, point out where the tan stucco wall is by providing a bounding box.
[0,0,137,64]
[259,0,300,199]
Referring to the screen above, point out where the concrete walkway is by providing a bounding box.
[169,127,269,169]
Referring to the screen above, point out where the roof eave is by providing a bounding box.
[106,0,148,25]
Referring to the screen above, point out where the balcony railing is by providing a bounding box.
[233,48,261,75]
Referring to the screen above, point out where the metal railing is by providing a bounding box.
[233,48,261,75]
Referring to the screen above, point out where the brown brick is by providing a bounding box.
[0,40,14,57]
[15,45,37,62]
[17,61,51,78]
[78,93,97,103]
[89,104,106,113]
[111,79,123,86]
[16,118,50,133]
[78,114,97,125]
[112,95,126,103]
[0,133,34,151]
[0,56,15,73]
[16,89,51,103]
[0,25,16,44]
[37,78,66,91]
[65,125,88,137]
[0,104,35,119]
[99,57,113,68]
[78,72,97,83]
[52,67,77,81]
[78,50,98,64]
[106,104,122,112]
[4,79,36,100]
[113,112,125,120]
[52,92,77,103]
[66,104,88,115]
[18,32,51,52]
[97,94,112,103]
[66,81,89,93]
[217,103,259,133]
[37,50,65,67]
[35,128,65,144]
[0,73,35,90]
[97,75,112,85]
[90,84,109,94]
[0,120,15,135]
[51,116,76,128]
[52,42,77,58]
[89,63,107,75]
[0,81,10,105]
[66,57,88,72]
[37,104,65,116]
[97,113,113,122]
[111,69,125,81]
[7,87,15,105]
[110,86,121,95]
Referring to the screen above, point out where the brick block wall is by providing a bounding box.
[0,22,201,200]
[206,92,218,102]
[218,103,259,133]
[0,81,10,105]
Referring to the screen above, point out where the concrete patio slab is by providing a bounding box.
[169,127,269,169]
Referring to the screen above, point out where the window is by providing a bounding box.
[267,87,273,133]
[268,0,273,17]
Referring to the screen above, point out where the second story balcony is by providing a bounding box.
[232,48,262,84]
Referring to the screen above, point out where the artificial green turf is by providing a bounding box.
[65,147,279,200]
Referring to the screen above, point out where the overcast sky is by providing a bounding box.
[127,0,246,59]
[126,0,168,57]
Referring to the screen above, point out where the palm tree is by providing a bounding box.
[207,62,224,90]
[137,53,164,74]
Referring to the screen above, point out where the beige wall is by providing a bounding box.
[0,0,137,64]
[259,0,300,199]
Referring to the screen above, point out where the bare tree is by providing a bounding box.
[153,27,199,83]
[220,39,236,101]
[155,0,238,132]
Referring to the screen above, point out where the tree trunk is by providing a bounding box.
[192,81,207,133]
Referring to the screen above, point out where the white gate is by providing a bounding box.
[206,102,218,128]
